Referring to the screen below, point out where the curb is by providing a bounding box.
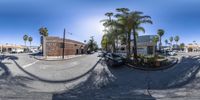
[125,58,178,71]
[32,55,86,61]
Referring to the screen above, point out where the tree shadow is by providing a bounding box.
[52,58,156,100]
[0,55,18,78]
[147,55,200,89]
[12,57,101,83]
[0,55,33,89]
[52,55,200,99]
[104,55,200,90]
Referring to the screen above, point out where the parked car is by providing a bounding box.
[98,51,107,57]
[105,53,126,67]
[168,51,176,56]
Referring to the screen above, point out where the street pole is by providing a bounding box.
[62,28,66,59]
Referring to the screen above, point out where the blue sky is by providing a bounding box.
[0,0,200,46]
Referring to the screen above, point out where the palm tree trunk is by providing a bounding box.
[116,36,119,53]
[113,35,118,53]
[24,41,26,46]
[106,41,108,52]
[41,36,44,54]
[112,41,116,53]
[171,42,173,50]
[127,32,131,59]
[133,29,138,62]
[159,38,161,51]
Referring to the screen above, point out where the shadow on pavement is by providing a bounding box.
[13,57,101,83]
[52,58,156,100]
[0,55,18,78]
[52,55,200,99]
[0,55,32,89]
[148,55,200,89]
[104,55,200,90]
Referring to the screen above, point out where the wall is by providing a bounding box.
[44,36,85,56]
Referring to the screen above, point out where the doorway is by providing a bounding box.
[76,49,79,54]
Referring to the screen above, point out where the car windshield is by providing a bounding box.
[0,0,199,100]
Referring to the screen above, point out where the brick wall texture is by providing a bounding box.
[44,36,86,56]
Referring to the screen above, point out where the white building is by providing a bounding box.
[185,43,200,52]
[134,35,157,55]
[116,35,157,56]
[0,44,25,53]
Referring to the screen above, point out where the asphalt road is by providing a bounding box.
[1,52,200,100]
[0,53,100,99]
[53,52,200,100]
[20,54,100,81]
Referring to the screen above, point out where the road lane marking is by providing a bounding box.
[22,60,39,68]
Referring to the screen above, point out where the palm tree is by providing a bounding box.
[174,36,179,45]
[102,12,124,53]
[105,12,113,21]
[101,34,108,51]
[39,27,48,37]
[101,8,152,62]
[153,35,159,55]
[28,37,33,47]
[169,37,173,45]
[87,36,98,52]
[157,29,165,51]
[116,8,130,15]
[110,21,125,52]
[39,27,48,53]
[114,9,153,61]
[129,11,153,61]
[180,43,185,51]
[153,36,159,46]
[115,8,131,58]
[102,12,114,30]
[165,39,168,46]
[23,35,28,46]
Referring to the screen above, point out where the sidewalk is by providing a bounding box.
[33,54,84,61]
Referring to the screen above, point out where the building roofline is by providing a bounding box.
[46,36,85,45]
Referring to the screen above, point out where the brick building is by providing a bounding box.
[43,36,86,56]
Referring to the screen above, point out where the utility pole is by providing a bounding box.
[62,28,66,59]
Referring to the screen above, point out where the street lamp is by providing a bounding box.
[62,28,72,59]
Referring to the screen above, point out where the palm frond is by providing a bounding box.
[140,19,153,24]
[137,27,145,33]
[140,15,151,19]
[100,19,110,23]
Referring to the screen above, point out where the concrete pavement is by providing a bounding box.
[15,53,100,81]
[54,52,200,100]
[1,52,200,99]
[0,53,101,99]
